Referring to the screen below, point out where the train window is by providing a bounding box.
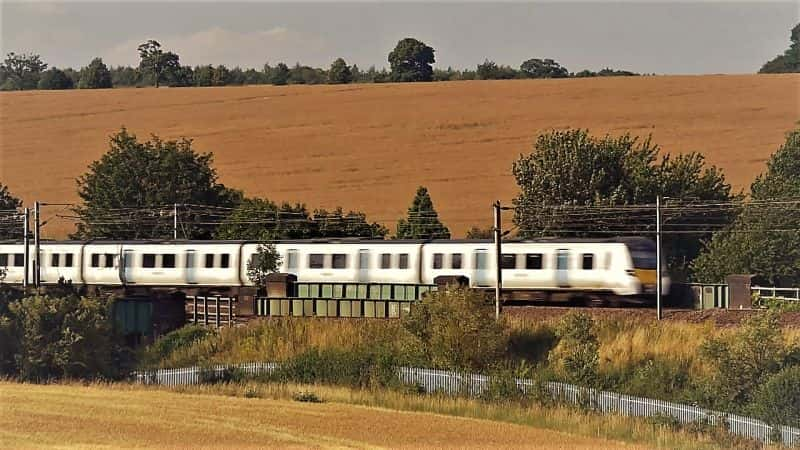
[65,253,74,268]
[287,250,298,270]
[380,253,391,269]
[13,253,24,267]
[143,254,156,268]
[91,254,100,268]
[526,254,543,270]
[475,251,488,270]
[501,254,516,269]
[398,253,409,269]
[204,254,214,268]
[104,253,115,268]
[332,254,348,269]
[163,254,176,268]
[309,254,324,269]
[451,253,463,269]
[0,254,7,266]
[582,254,594,270]
[432,253,443,269]
[358,251,369,270]
[51,253,60,267]
[220,254,230,268]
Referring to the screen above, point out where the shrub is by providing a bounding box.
[750,365,800,427]
[401,286,507,371]
[548,312,599,386]
[139,325,212,367]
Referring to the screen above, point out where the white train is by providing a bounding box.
[0,237,669,300]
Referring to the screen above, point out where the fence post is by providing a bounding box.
[203,296,208,326]
[216,296,220,328]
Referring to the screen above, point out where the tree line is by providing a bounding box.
[0,37,642,92]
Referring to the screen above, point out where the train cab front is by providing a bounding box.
[623,239,670,303]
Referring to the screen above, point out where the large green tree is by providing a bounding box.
[78,58,112,89]
[0,183,23,240]
[759,23,800,73]
[37,67,73,90]
[692,129,800,285]
[137,40,180,88]
[74,128,241,239]
[512,129,732,277]
[0,52,47,90]
[271,62,290,86]
[520,58,569,78]
[395,186,450,239]
[388,38,435,82]
[328,58,352,84]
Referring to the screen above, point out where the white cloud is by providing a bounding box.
[102,26,330,68]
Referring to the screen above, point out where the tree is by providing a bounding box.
[476,59,518,80]
[549,312,599,386]
[78,58,112,89]
[0,183,22,240]
[246,243,282,290]
[271,62,290,86]
[211,65,229,86]
[194,65,214,87]
[388,38,435,82]
[395,186,450,239]
[759,23,800,73]
[692,129,800,284]
[465,226,493,239]
[312,207,388,238]
[74,128,241,239]
[328,58,352,84]
[0,52,47,90]
[137,40,180,88]
[512,129,732,277]
[37,67,73,90]
[520,58,569,78]
[110,66,141,87]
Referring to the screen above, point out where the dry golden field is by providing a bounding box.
[0,382,646,449]
[1,74,798,237]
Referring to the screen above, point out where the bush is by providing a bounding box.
[548,312,599,386]
[138,325,212,367]
[274,346,399,389]
[750,365,800,427]
[401,286,507,371]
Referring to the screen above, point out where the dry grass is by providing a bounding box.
[0,380,761,450]
[1,75,798,237]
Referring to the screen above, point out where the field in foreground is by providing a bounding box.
[0,382,648,449]
[1,74,798,237]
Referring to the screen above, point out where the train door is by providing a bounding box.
[185,250,197,284]
[358,250,370,282]
[556,249,570,288]
[473,249,490,287]
[122,249,135,284]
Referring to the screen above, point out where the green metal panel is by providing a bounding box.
[406,285,416,300]
[351,300,362,318]
[333,284,344,298]
[364,301,375,318]
[381,285,392,300]
[388,302,400,318]
[304,300,314,316]
[358,284,367,299]
[394,285,406,301]
[418,286,430,298]
[280,299,290,316]
[400,302,412,317]
[327,300,337,317]
[269,299,282,317]
[309,284,320,298]
[292,300,304,316]
[297,284,309,297]
[345,284,358,299]
[321,284,333,298]
[316,300,328,317]
[375,301,386,318]
[368,285,381,299]
[340,300,351,317]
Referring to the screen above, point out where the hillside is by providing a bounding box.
[1,74,797,237]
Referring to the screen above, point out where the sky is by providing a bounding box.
[1,1,798,75]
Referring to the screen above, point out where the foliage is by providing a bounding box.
[520,58,569,78]
[37,67,74,90]
[328,58,352,84]
[692,129,800,284]
[395,186,450,239]
[73,128,241,239]
[78,57,112,89]
[0,183,22,240]
[289,63,326,85]
[137,325,211,368]
[574,68,639,77]
[699,312,789,410]
[271,62,290,86]
[465,226,493,239]
[512,128,733,278]
[548,312,599,386]
[749,365,800,427]
[388,38,436,82]
[0,294,133,381]
[401,287,506,370]
[0,52,47,90]
[137,40,180,88]
[246,243,282,289]
[759,23,799,73]
[476,60,519,80]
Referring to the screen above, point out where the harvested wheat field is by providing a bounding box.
[1,74,798,237]
[0,382,643,449]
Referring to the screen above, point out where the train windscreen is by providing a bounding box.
[625,240,657,269]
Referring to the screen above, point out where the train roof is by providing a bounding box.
[0,236,654,245]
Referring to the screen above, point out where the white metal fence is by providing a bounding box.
[132,363,799,447]
[753,286,800,302]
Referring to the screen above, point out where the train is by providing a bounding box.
[0,237,669,302]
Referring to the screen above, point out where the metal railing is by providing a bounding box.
[132,363,800,446]
[752,286,800,301]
